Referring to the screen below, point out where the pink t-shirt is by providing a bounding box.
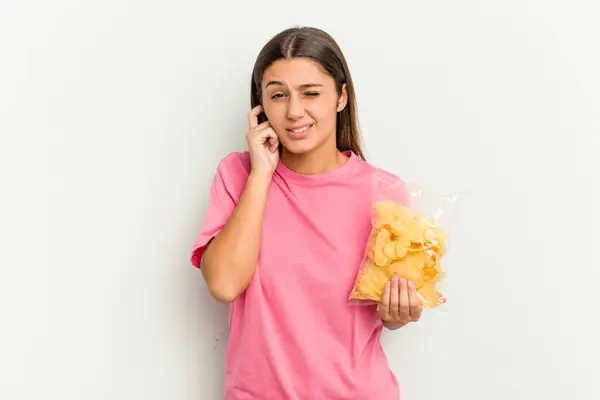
[191,150,406,400]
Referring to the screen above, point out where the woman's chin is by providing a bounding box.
[281,140,316,155]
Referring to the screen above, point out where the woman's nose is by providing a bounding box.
[286,94,305,120]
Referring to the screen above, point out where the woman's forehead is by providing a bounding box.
[262,58,332,88]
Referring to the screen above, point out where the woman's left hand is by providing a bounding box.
[377,275,422,329]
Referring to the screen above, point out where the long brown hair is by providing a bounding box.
[250,27,365,160]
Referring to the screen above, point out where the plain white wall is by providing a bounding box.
[1,0,599,399]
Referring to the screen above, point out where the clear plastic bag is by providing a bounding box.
[349,170,465,308]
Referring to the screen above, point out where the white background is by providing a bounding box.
[1,1,599,399]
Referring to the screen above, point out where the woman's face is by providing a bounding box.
[260,57,347,155]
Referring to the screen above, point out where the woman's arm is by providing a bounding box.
[201,172,271,303]
[199,106,280,303]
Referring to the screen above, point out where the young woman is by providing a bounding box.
[190,26,422,400]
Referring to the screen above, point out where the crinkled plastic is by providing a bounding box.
[349,170,465,308]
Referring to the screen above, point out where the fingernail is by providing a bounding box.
[408,281,415,291]
[392,276,399,284]
[399,277,406,285]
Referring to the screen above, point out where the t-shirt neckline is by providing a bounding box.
[275,150,358,183]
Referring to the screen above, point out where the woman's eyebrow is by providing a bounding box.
[264,81,324,89]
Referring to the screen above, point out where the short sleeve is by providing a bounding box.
[190,152,249,268]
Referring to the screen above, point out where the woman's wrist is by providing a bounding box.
[247,170,273,189]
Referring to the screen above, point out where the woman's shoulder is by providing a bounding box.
[209,151,252,200]
[354,158,410,203]
[355,158,407,186]
[214,151,252,178]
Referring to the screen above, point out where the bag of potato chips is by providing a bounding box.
[349,170,465,308]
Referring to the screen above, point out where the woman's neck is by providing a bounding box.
[280,144,348,176]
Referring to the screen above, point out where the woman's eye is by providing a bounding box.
[270,92,319,99]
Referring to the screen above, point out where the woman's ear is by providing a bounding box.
[337,83,348,112]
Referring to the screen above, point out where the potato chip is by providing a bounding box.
[388,254,424,288]
[352,263,391,301]
[349,200,447,308]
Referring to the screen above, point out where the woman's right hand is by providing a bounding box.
[246,105,280,176]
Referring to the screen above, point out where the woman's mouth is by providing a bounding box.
[287,124,313,139]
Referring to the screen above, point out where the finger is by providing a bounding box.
[378,281,391,319]
[265,127,278,140]
[252,120,270,131]
[247,105,264,129]
[268,136,279,153]
[390,276,399,320]
[256,127,277,144]
[249,125,276,144]
[408,280,422,321]
[399,278,410,322]
[265,128,279,151]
